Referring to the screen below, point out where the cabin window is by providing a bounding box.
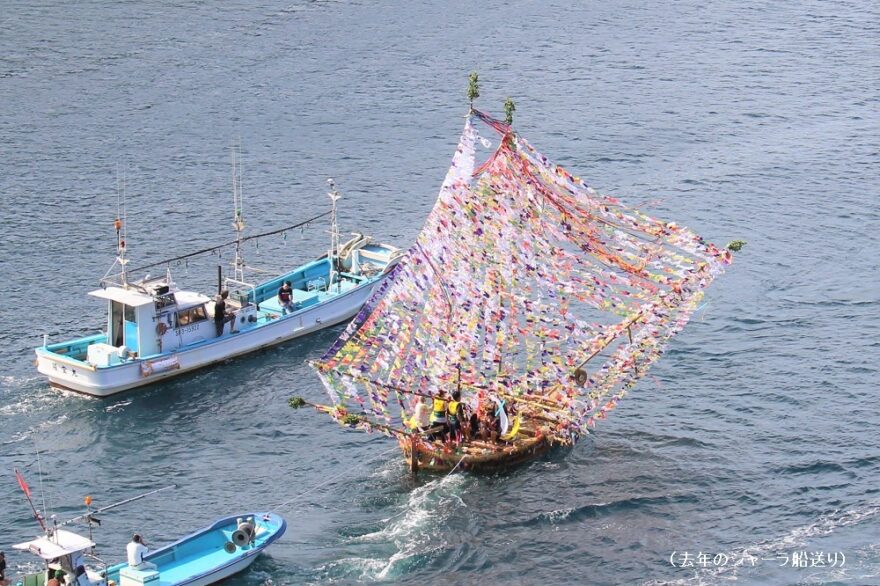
[176,305,208,327]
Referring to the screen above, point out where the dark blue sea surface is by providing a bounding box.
[1,1,878,584]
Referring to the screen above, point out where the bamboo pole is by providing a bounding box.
[573,311,644,373]
[332,372,571,416]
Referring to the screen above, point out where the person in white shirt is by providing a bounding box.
[126,534,157,570]
[409,396,432,433]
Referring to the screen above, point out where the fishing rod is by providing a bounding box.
[60,485,176,528]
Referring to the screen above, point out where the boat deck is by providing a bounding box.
[257,276,362,315]
[153,540,240,585]
[36,276,367,370]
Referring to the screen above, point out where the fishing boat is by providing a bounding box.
[13,513,285,586]
[300,84,739,474]
[34,173,402,397]
[11,474,285,586]
[103,513,286,586]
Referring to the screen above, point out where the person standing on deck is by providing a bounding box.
[214,290,229,337]
[447,390,463,444]
[278,281,294,315]
[409,396,432,433]
[429,393,449,442]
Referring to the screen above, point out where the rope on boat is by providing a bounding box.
[446,456,466,477]
[272,445,399,513]
[126,210,331,275]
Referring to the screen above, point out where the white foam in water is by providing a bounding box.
[545,507,575,523]
[643,500,880,585]
[340,474,468,581]
[2,414,69,446]
[0,380,57,416]
[104,399,132,412]
[316,556,388,583]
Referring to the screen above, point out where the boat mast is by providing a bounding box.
[99,165,133,288]
[231,142,246,283]
[116,166,129,286]
[327,178,340,290]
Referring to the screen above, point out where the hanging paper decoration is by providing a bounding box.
[312,109,732,447]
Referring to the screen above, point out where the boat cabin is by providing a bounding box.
[13,529,105,586]
[86,279,214,365]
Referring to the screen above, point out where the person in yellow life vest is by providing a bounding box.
[408,396,431,433]
[447,390,463,444]
[429,393,449,441]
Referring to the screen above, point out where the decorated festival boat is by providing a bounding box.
[300,79,738,474]
[34,174,401,397]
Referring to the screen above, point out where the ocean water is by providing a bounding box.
[1,1,878,585]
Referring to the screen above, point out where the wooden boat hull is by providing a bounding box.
[400,428,558,474]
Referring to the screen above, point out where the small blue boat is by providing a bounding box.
[105,513,286,586]
[13,512,286,586]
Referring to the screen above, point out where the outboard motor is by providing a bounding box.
[231,517,256,547]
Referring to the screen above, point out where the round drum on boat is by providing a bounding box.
[232,522,255,547]
[224,541,236,553]
[573,368,588,386]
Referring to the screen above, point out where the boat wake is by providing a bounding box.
[0,376,55,417]
[532,493,700,527]
[1,413,69,447]
[319,473,469,582]
[643,499,880,585]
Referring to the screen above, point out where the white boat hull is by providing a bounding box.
[36,277,384,397]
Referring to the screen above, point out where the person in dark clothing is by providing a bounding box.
[0,550,6,582]
[467,410,480,442]
[74,565,88,585]
[278,281,294,315]
[214,290,229,337]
